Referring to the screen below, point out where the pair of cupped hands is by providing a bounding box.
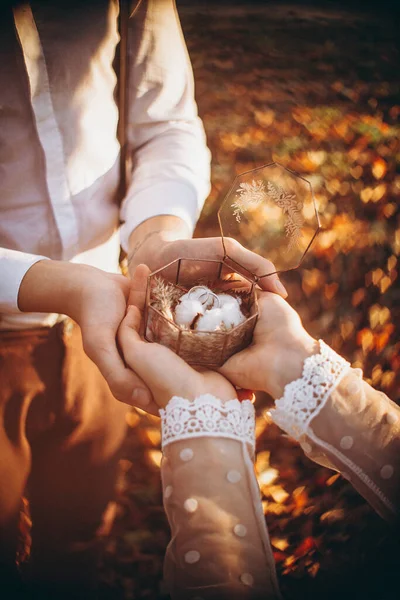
[46,235,315,414]
[117,264,309,415]
[116,257,316,416]
[20,235,315,410]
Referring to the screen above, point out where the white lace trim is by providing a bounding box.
[160,394,255,451]
[270,340,350,441]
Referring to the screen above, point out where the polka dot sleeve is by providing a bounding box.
[270,341,400,522]
[159,395,282,600]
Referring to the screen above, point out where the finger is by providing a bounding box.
[83,327,159,415]
[219,357,249,389]
[218,347,260,390]
[108,272,131,299]
[118,305,142,349]
[128,264,151,312]
[118,305,203,405]
[223,239,288,297]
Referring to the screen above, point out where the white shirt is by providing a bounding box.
[0,0,211,329]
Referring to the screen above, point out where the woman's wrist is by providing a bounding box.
[263,330,319,399]
[17,259,95,319]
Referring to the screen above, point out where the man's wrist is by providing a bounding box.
[127,215,192,274]
[18,259,93,319]
[127,230,164,270]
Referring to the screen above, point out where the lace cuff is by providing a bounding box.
[159,394,255,452]
[270,340,350,441]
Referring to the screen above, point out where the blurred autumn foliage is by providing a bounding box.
[96,4,400,599]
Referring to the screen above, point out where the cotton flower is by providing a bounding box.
[195,295,245,332]
[178,292,191,303]
[217,293,242,308]
[196,308,224,331]
[217,294,245,328]
[174,299,205,327]
[220,300,245,329]
[175,288,245,331]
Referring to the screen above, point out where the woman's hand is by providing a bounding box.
[220,291,318,399]
[118,265,236,408]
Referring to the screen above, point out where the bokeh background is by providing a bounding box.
[63,1,400,598]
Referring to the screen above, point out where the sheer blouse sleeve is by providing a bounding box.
[159,394,282,600]
[270,341,400,522]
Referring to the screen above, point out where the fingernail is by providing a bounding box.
[274,279,288,298]
[132,388,150,406]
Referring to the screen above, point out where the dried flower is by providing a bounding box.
[150,277,182,320]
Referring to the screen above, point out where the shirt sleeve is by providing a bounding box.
[270,340,400,522]
[119,0,211,252]
[0,247,49,313]
[159,394,282,600]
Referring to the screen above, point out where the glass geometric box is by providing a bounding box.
[145,162,320,368]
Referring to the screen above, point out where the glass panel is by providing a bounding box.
[178,329,226,367]
[145,305,179,352]
[218,162,320,276]
[175,258,225,289]
[148,258,180,285]
[222,314,258,363]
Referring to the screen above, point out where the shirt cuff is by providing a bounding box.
[0,248,50,313]
[119,180,199,252]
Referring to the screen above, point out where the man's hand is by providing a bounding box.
[219,292,318,399]
[127,216,288,297]
[18,260,158,412]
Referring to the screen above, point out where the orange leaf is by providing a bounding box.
[357,328,375,352]
[324,282,339,300]
[294,537,316,558]
[271,538,289,551]
[273,550,287,563]
[237,388,256,402]
[326,473,341,486]
[375,324,395,352]
[381,371,396,388]
[293,486,308,509]
[147,449,162,468]
[352,288,366,307]
[372,157,387,180]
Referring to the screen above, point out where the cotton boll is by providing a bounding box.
[220,302,246,329]
[195,308,224,331]
[217,293,245,329]
[178,292,190,303]
[175,299,204,327]
[196,302,245,332]
[217,293,242,308]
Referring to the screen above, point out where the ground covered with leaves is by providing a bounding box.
[99,4,400,599]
